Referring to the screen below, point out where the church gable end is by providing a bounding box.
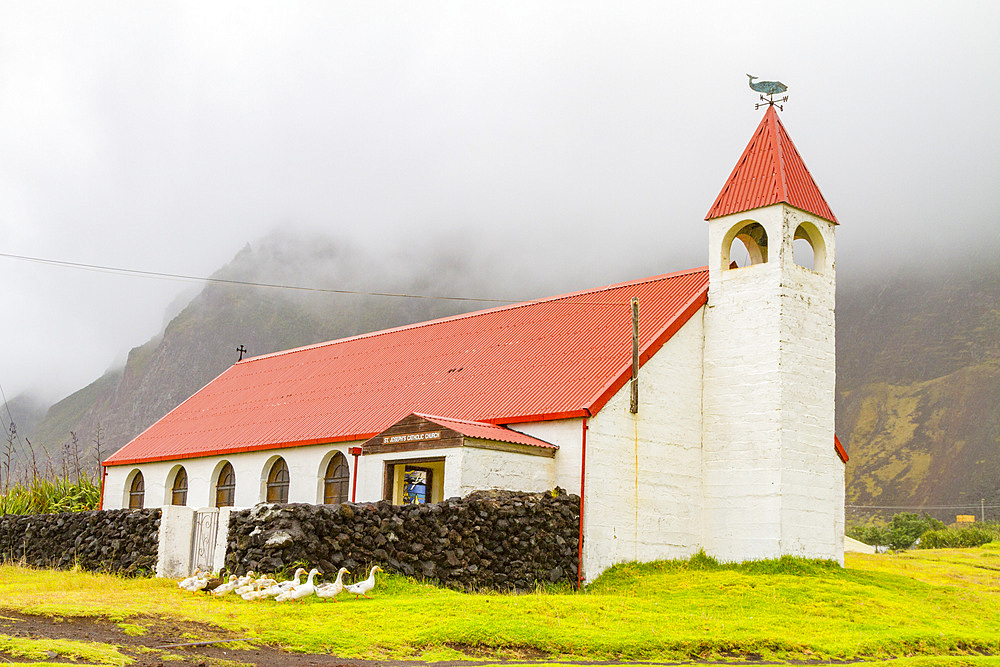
[362,414,465,455]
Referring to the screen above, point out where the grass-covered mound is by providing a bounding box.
[1,547,999,664]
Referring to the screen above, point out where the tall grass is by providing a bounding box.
[0,474,101,515]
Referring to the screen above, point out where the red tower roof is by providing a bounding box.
[705,106,837,224]
[104,267,708,466]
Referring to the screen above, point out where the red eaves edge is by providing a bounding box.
[706,201,837,225]
[835,435,849,463]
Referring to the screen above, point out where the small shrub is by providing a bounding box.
[919,523,1000,549]
[848,513,945,550]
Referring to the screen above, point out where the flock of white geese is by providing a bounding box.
[178,565,382,603]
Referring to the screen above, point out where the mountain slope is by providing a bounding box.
[837,261,1000,521]
[20,232,501,469]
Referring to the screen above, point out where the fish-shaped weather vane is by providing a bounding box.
[747,74,789,111]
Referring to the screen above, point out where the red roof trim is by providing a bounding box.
[583,285,708,415]
[414,413,557,449]
[489,409,591,426]
[103,432,377,467]
[834,435,849,463]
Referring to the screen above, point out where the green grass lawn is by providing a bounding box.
[2,544,999,664]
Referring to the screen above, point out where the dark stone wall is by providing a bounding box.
[0,509,160,575]
[224,489,580,591]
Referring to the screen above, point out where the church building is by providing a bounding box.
[103,106,848,580]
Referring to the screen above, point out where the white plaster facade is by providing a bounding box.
[579,312,706,577]
[702,204,843,564]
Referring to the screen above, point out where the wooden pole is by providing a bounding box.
[630,298,639,414]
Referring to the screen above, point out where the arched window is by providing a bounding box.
[215,462,236,508]
[128,471,145,509]
[171,467,188,506]
[793,222,827,272]
[724,221,768,269]
[324,452,350,504]
[266,458,289,503]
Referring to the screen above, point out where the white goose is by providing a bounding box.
[210,575,240,596]
[345,565,382,599]
[234,571,262,596]
[262,568,307,598]
[183,572,211,592]
[178,568,202,589]
[315,567,351,602]
[236,571,257,587]
[276,568,321,603]
[241,579,277,601]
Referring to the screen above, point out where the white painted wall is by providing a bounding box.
[457,444,555,495]
[581,311,706,581]
[507,418,584,495]
[104,441,362,510]
[703,204,843,564]
[844,536,874,554]
[106,438,556,511]
[155,504,195,578]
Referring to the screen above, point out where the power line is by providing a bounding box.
[0,251,519,304]
[847,504,1000,510]
[0,250,645,307]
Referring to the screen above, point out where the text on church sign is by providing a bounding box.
[383,431,442,445]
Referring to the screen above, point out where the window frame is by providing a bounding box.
[128,471,145,509]
[215,462,236,508]
[323,452,350,505]
[265,458,290,504]
[170,467,188,506]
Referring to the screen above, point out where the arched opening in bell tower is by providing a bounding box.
[722,221,768,270]
[792,222,827,273]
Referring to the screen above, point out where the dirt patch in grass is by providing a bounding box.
[443,642,552,661]
[0,608,343,666]
[0,606,877,667]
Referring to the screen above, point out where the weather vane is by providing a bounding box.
[747,74,788,111]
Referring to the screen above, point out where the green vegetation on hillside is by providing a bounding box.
[2,549,1000,663]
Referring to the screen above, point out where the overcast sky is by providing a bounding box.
[2,1,999,403]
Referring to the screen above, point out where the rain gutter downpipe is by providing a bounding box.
[578,414,589,590]
[99,465,107,510]
[349,447,362,502]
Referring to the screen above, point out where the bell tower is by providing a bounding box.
[701,106,844,563]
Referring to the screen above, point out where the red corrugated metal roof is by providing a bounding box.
[705,106,837,224]
[104,267,709,466]
[414,413,557,450]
